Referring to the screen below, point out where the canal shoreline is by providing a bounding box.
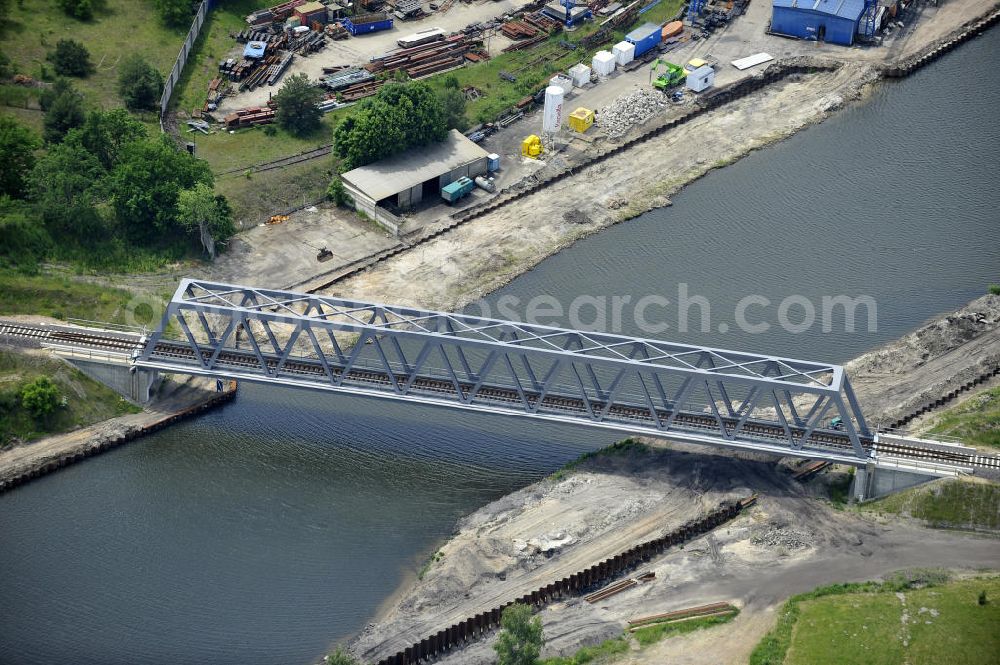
[0,375,237,494]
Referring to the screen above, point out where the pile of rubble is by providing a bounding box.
[750,522,812,550]
[597,89,668,139]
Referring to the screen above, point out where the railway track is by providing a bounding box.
[3,321,997,471]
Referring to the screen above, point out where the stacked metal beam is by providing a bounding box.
[366,35,482,80]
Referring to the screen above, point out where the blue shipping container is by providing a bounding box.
[342,16,394,36]
[625,22,662,57]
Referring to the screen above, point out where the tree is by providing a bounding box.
[57,0,94,20]
[73,108,148,170]
[107,135,213,244]
[47,39,93,77]
[20,376,61,419]
[176,182,235,259]
[155,0,193,27]
[0,116,41,198]
[324,648,360,665]
[29,139,106,242]
[437,87,467,131]
[39,78,76,112]
[333,82,446,169]
[0,0,10,23]
[118,54,163,111]
[274,73,323,136]
[494,603,543,665]
[43,84,86,143]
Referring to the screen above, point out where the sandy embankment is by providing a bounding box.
[350,295,1000,663]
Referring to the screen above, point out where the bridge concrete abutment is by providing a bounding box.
[62,357,159,404]
[852,461,941,502]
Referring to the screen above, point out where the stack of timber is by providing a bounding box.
[223,106,276,128]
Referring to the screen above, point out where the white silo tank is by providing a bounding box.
[542,85,564,133]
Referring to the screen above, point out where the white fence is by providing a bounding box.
[160,0,215,128]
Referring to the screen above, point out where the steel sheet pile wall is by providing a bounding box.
[373,497,755,665]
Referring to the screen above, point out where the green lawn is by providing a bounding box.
[0,0,185,109]
[216,156,332,226]
[927,386,1000,449]
[786,594,905,665]
[859,478,1000,531]
[0,349,141,448]
[752,574,1000,665]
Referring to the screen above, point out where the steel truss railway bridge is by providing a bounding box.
[3,280,995,494]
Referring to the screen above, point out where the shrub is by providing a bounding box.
[494,603,543,665]
[20,376,61,419]
[989,284,1000,296]
[57,0,94,21]
[47,39,93,77]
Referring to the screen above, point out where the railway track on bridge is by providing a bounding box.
[3,321,997,471]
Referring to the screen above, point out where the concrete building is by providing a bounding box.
[771,0,868,46]
[341,129,489,219]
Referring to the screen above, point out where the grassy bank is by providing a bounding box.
[0,349,140,448]
[0,270,140,324]
[926,386,1000,449]
[858,478,1000,531]
[750,571,999,665]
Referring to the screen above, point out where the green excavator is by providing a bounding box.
[650,58,686,91]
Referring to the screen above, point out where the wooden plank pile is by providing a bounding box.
[223,106,277,129]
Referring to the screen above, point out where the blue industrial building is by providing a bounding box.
[771,0,869,46]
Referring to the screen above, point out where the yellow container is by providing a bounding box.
[568,107,594,133]
[521,134,542,158]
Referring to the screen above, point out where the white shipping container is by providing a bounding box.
[568,63,591,87]
[542,85,564,133]
[686,65,715,92]
[550,74,573,93]
[592,51,616,77]
[611,41,635,66]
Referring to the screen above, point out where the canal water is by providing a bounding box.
[2,28,998,665]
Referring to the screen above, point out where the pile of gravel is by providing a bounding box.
[597,89,667,138]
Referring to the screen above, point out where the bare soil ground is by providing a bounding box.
[846,294,1000,427]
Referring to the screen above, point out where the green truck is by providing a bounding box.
[650,59,686,91]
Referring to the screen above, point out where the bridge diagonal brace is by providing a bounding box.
[239,313,272,377]
[304,326,336,383]
[570,362,597,420]
[206,317,240,371]
[274,323,303,376]
[176,312,208,369]
[770,389,794,445]
[703,380,731,440]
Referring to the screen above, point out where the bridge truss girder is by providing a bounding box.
[139,280,872,462]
